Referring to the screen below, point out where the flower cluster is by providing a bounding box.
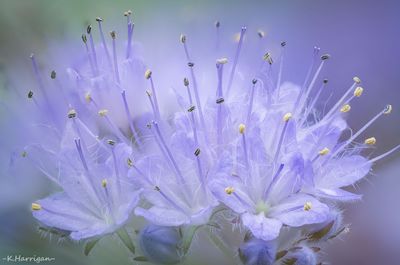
[10,11,399,265]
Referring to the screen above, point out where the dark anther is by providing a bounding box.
[216,98,225,104]
[27,90,33,99]
[321,54,330,60]
[194,148,201,156]
[50,70,56,79]
[87,25,92,34]
[188,106,196,112]
[252,78,258,85]
[188,62,195,67]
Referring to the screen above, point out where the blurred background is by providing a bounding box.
[0,0,399,264]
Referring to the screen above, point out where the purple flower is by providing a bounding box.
[31,121,142,240]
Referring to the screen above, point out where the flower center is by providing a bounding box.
[255,201,270,216]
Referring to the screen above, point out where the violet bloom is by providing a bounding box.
[21,13,149,241]
[32,133,141,240]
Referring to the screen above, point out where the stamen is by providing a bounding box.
[257,30,265,39]
[215,20,220,50]
[319,147,330,156]
[101,179,107,188]
[275,41,287,98]
[87,25,99,75]
[110,31,120,84]
[328,106,391,159]
[216,60,226,146]
[145,69,161,120]
[31,202,42,211]
[263,164,285,199]
[68,108,77,119]
[81,34,96,76]
[292,46,320,114]
[226,27,246,96]
[340,104,351,113]
[151,121,186,186]
[364,137,376,145]
[75,138,89,171]
[155,186,188,213]
[96,107,128,144]
[126,22,134,59]
[121,90,141,146]
[274,113,292,163]
[294,53,328,115]
[354,86,364,97]
[384,104,392,114]
[246,79,257,126]
[368,144,400,164]
[353,76,361,84]
[239,123,250,169]
[180,37,207,138]
[324,78,360,119]
[225,186,235,195]
[303,202,312,211]
[96,17,112,70]
[301,79,328,123]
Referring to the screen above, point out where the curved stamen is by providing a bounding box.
[263,164,285,200]
[96,17,112,70]
[226,26,246,96]
[110,31,120,84]
[87,25,99,75]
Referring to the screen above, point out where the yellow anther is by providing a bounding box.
[239,124,246,134]
[304,202,312,211]
[98,109,109,117]
[384,104,392,114]
[283,112,292,122]
[67,109,77,118]
[364,137,376,145]
[318,147,330,156]
[225,186,235,195]
[180,34,186,43]
[263,52,273,64]
[31,203,42,211]
[101,179,107,188]
[145,69,152,79]
[127,158,133,167]
[85,92,92,103]
[340,104,351,113]
[216,58,228,65]
[353,76,361,84]
[354,86,364,97]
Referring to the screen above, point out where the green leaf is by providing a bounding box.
[181,226,201,255]
[84,238,100,256]
[133,256,148,262]
[117,228,135,254]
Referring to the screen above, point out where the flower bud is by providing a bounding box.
[284,246,317,265]
[239,237,277,265]
[139,224,183,265]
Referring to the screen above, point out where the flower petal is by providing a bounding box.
[242,212,282,241]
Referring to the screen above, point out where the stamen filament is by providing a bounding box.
[226,27,246,96]
[263,164,285,199]
[121,90,141,146]
[110,31,120,84]
[96,18,113,70]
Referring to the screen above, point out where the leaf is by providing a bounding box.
[117,228,135,254]
[181,226,201,255]
[308,221,334,241]
[84,238,100,256]
[133,256,149,262]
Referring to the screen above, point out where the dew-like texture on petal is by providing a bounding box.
[242,212,283,241]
